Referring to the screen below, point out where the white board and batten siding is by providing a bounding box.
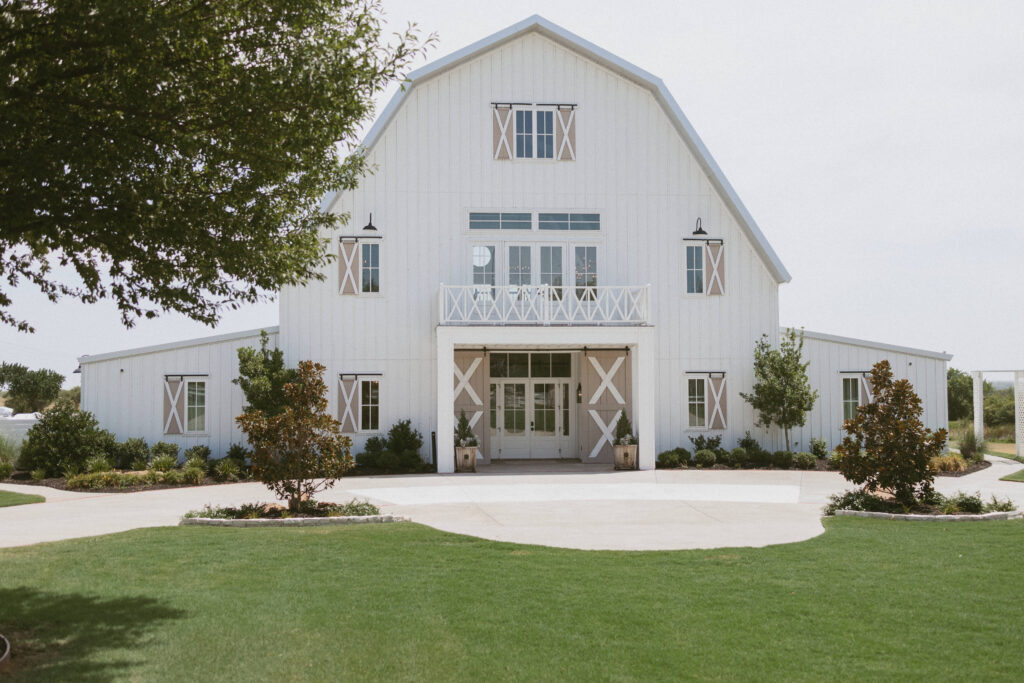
[79,327,279,459]
[790,330,951,452]
[279,26,785,457]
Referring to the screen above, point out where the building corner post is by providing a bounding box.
[636,328,656,470]
[972,371,984,442]
[1015,371,1024,462]
[436,328,456,474]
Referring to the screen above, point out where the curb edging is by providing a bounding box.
[179,514,409,527]
[834,509,1022,522]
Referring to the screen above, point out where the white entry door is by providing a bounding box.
[491,379,572,459]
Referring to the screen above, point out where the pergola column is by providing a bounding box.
[1016,371,1024,461]
[972,371,984,442]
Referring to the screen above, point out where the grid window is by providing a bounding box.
[539,213,601,231]
[540,245,563,298]
[508,246,532,287]
[186,380,206,432]
[842,377,860,421]
[504,384,526,434]
[536,111,554,158]
[686,245,704,294]
[575,246,597,300]
[360,380,379,431]
[469,212,531,230]
[515,110,533,158]
[361,243,379,293]
[490,384,498,435]
[472,245,495,295]
[688,377,706,428]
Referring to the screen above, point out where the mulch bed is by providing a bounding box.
[934,460,991,477]
[4,472,231,494]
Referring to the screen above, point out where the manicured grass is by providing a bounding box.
[0,490,44,507]
[1,520,1023,680]
[1000,468,1024,483]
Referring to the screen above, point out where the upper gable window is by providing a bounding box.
[494,105,575,161]
[515,110,554,159]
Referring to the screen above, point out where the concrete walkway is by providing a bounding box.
[1,456,1022,551]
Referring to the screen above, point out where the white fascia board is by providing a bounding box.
[795,328,953,362]
[78,326,280,365]
[318,15,792,284]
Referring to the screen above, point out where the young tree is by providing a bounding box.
[236,360,353,511]
[739,328,818,451]
[0,362,64,413]
[837,360,947,506]
[946,367,973,421]
[0,1,432,332]
[233,331,297,417]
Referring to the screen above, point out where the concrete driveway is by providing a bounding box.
[2,456,1022,551]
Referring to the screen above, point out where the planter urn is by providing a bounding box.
[455,446,477,472]
[614,444,638,470]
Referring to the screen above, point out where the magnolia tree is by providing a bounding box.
[740,328,818,451]
[236,360,353,511]
[836,360,947,506]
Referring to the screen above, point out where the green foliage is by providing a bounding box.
[673,447,691,464]
[184,499,380,519]
[213,458,241,483]
[115,438,150,470]
[730,447,749,468]
[183,445,211,463]
[85,455,113,473]
[0,1,431,332]
[694,449,716,467]
[738,432,769,468]
[0,460,12,479]
[0,434,17,466]
[58,385,82,408]
[613,413,635,446]
[810,438,829,459]
[149,441,180,462]
[454,411,478,447]
[740,328,819,451]
[984,495,1016,512]
[184,455,207,472]
[163,469,183,485]
[656,450,680,468]
[182,466,205,486]
[30,468,46,480]
[234,332,297,417]
[237,360,354,510]
[225,443,251,475]
[941,492,983,515]
[67,471,150,490]
[823,489,897,515]
[0,362,64,413]
[826,450,843,471]
[356,421,427,473]
[930,454,967,472]
[149,454,178,473]
[946,368,973,421]
[772,450,793,470]
[793,452,816,470]
[19,400,115,476]
[984,390,1014,426]
[386,420,423,455]
[837,360,948,506]
[688,434,722,453]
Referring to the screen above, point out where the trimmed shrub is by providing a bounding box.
[772,450,793,470]
[717,449,733,467]
[0,461,12,480]
[19,401,116,477]
[31,468,47,480]
[150,441,180,463]
[793,452,816,470]
[694,449,716,467]
[116,438,150,470]
[941,491,983,515]
[184,456,207,472]
[162,469,183,485]
[657,450,680,468]
[356,420,427,474]
[689,434,722,453]
[183,445,211,464]
[673,447,691,465]
[730,447,748,468]
[929,454,967,473]
[66,471,150,490]
[826,450,843,471]
[150,454,177,473]
[823,489,895,515]
[810,438,829,459]
[213,458,240,482]
[182,466,205,485]
[85,455,114,473]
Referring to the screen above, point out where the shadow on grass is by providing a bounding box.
[0,587,184,681]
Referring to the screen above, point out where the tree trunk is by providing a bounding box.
[784,428,791,452]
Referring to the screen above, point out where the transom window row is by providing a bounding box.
[470,212,600,231]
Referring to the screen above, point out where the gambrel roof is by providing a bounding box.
[324,15,791,284]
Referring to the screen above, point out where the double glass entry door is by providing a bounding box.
[490,380,572,459]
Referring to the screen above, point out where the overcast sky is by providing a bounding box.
[2,0,1022,387]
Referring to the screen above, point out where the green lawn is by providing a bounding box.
[1000,469,1024,483]
[0,490,44,508]
[1,520,1023,681]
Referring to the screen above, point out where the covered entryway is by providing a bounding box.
[488,351,575,459]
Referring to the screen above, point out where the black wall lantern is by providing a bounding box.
[576,382,583,404]
[693,217,707,236]
[363,213,377,231]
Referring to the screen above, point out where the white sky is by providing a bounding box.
[2,0,1022,387]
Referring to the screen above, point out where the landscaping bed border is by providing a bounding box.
[835,509,1022,522]
[180,514,408,527]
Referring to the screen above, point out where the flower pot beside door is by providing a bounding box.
[612,413,638,470]
[454,410,479,473]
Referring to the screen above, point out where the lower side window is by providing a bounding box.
[687,377,706,428]
[186,380,206,432]
[842,377,860,421]
[360,380,379,431]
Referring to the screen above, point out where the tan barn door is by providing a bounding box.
[579,350,631,462]
[454,351,489,464]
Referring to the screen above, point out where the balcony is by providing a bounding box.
[440,284,650,326]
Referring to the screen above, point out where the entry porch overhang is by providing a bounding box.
[436,325,656,474]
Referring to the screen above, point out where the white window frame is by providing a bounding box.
[359,379,380,433]
[185,379,207,434]
[842,376,860,422]
[573,244,599,300]
[686,376,707,429]
[685,243,704,295]
[360,242,380,294]
[514,108,556,160]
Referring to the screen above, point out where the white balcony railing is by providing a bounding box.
[440,284,650,326]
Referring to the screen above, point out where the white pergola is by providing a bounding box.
[971,370,1024,460]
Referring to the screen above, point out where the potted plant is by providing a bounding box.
[454,410,479,472]
[613,412,638,470]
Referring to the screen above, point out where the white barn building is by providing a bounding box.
[78,16,951,472]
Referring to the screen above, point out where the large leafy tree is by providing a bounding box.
[0,1,430,331]
[0,361,64,413]
[236,360,353,511]
[740,328,819,452]
[837,360,947,506]
[946,368,973,422]
[233,330,296,416]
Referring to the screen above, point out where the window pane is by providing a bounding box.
[569,214,600,230]
[490,384,498,435]
[508,353,529,378]
[472,245,495,289]
[361,380,379,431]
[500,212,532,230]
[575,246,597,299]
[469,212,501,230]
[562,383,570,436]
[515,110,533,158]
[550,353,572,378]
[536,111,554,159]
[540,246,562,297]
[187,381,205,432]
[539,213,569,230]
[504,384,525,434]
[688,378,706,428]
[490,353,508,378]
[531,353,551,378]
[361,243,379,293]
[686,245,704,294]
[534,383,555,434]
[508,246,531,286]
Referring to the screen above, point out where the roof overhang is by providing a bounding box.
[320,15,791,284]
